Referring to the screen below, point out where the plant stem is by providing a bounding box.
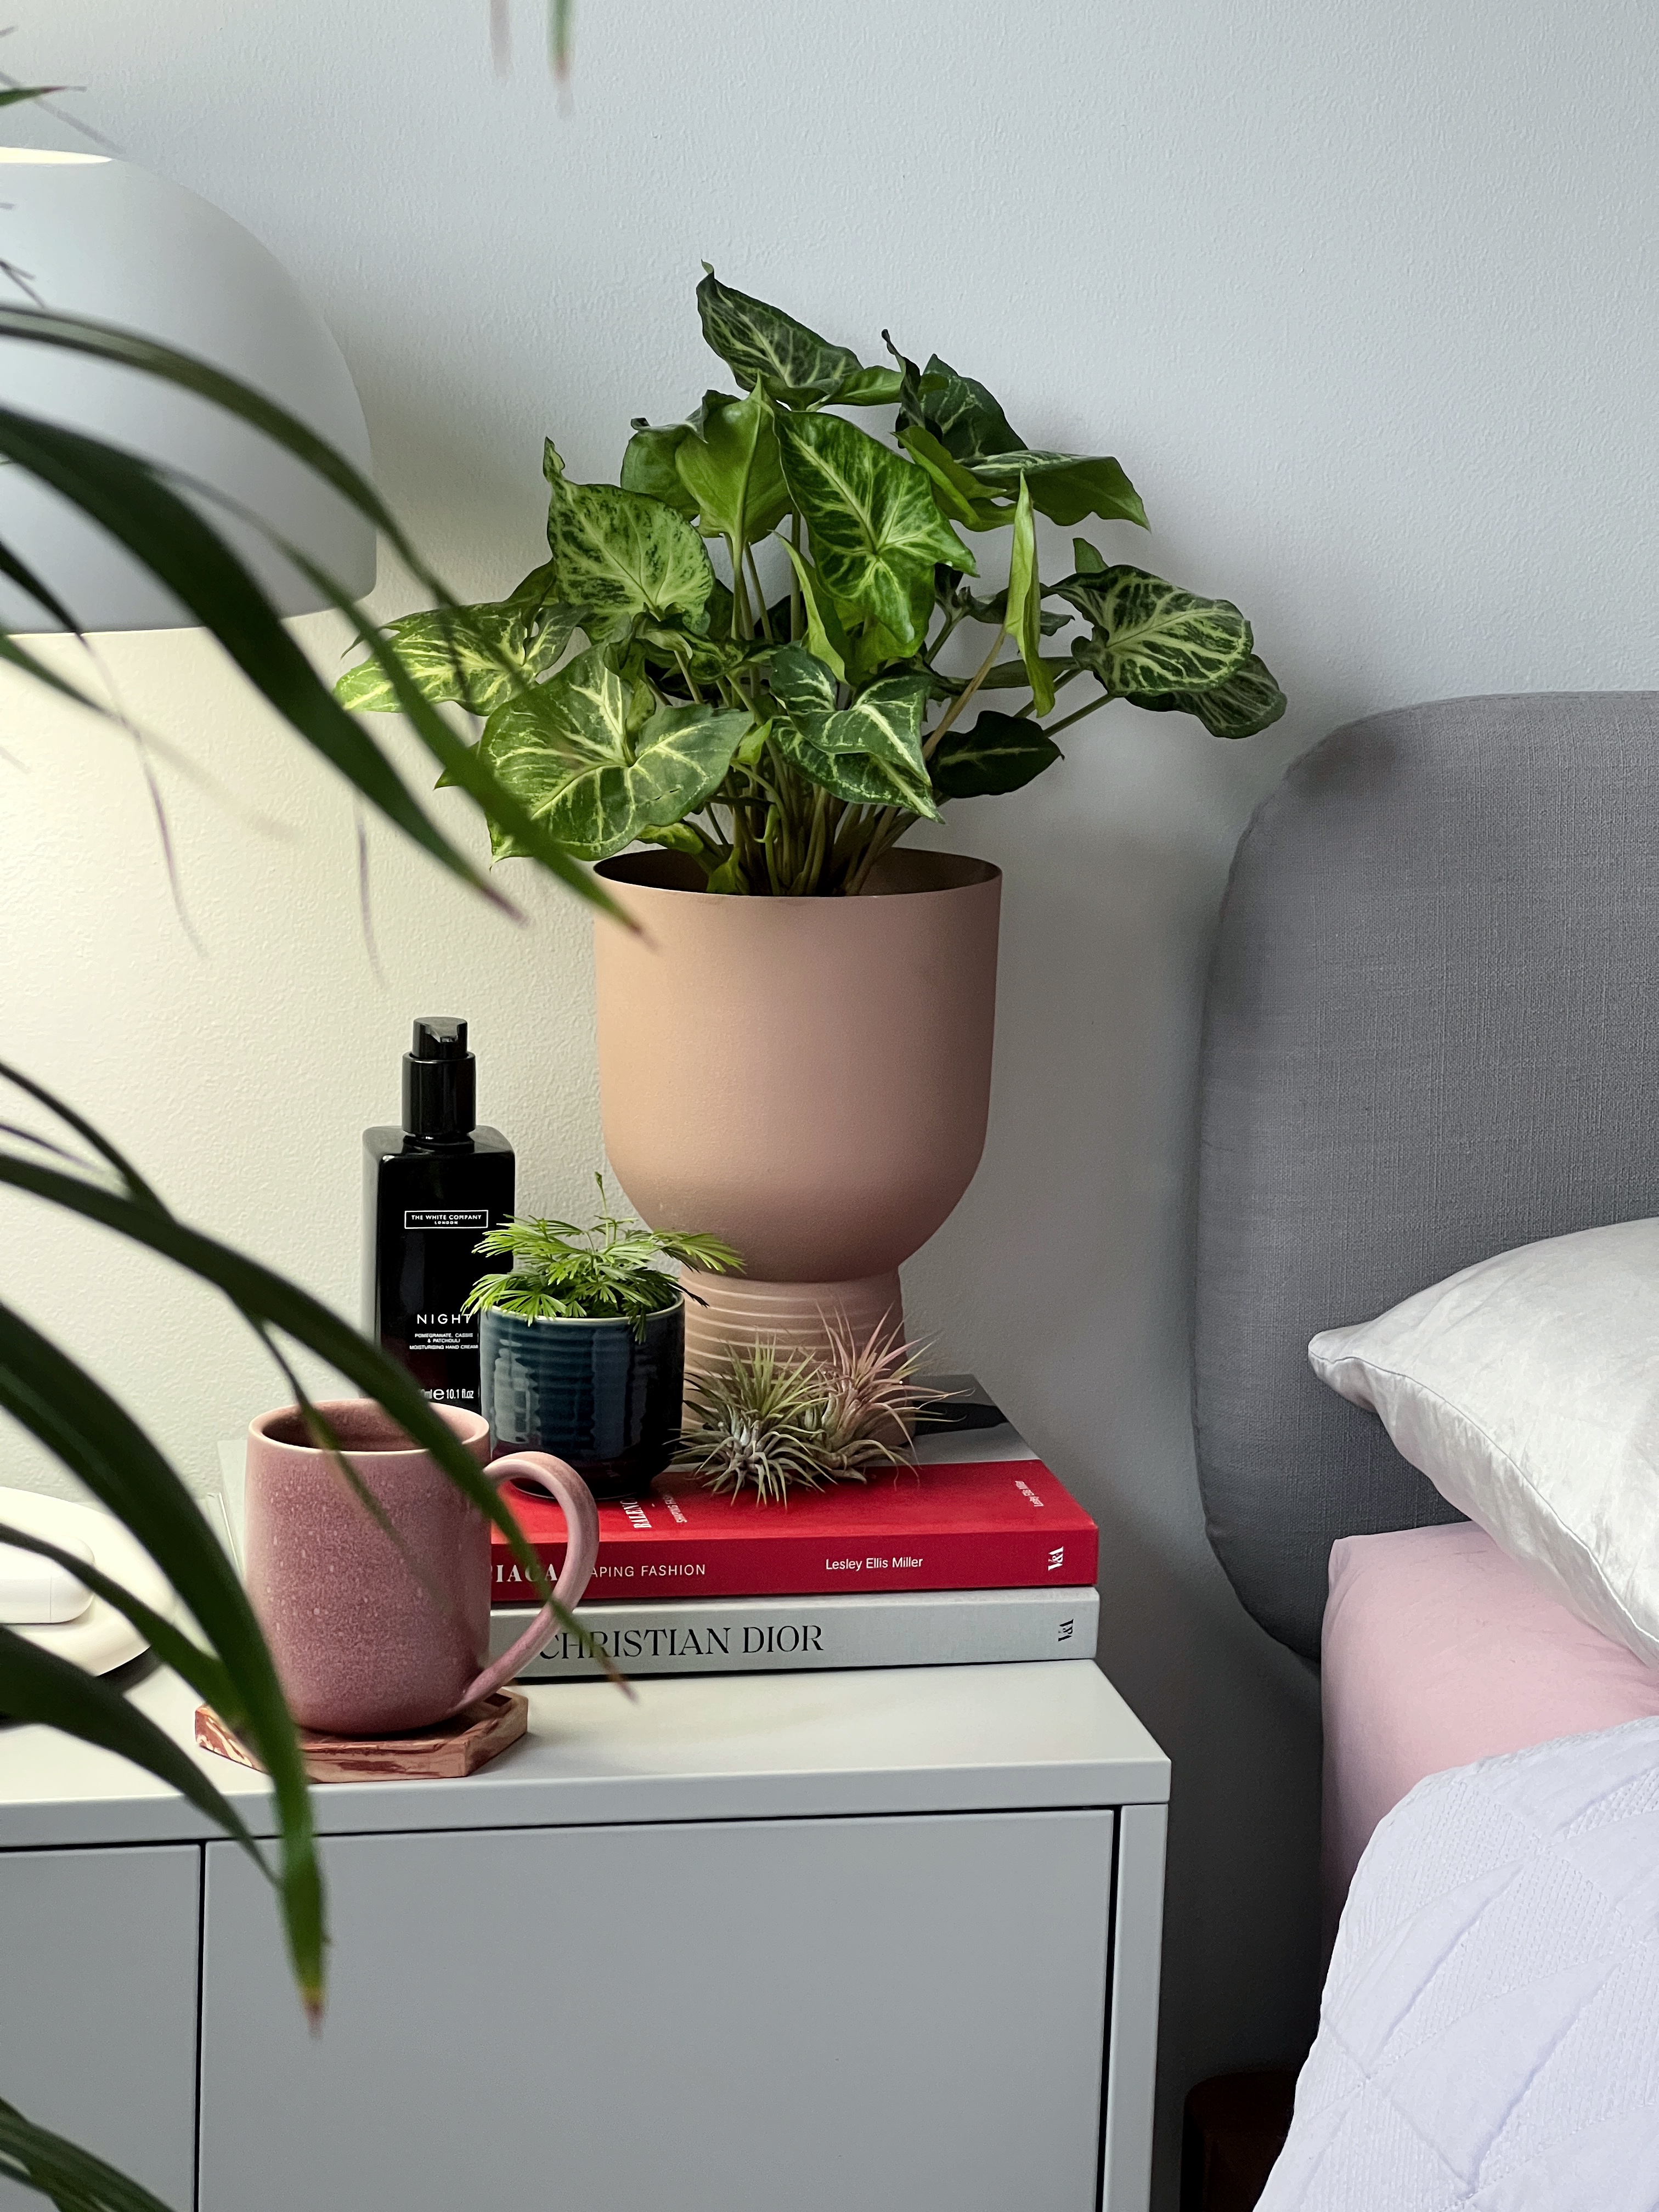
[923,625,1008,760]
[789,513,803,641]
[795,787,828,892]
[1041,691,1113,739]
[1014,663,1084,718]
[922,601,965,667]
[746,545,773,640]
[761,804,785,894]
[843,802,918,895]
[828,803,869,881]
[728,781,757,887]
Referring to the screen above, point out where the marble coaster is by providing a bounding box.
[195,1689,528,1782]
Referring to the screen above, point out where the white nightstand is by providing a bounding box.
[0,1656,1168,2211]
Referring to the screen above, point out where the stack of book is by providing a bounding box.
[489,1381,1100,1679]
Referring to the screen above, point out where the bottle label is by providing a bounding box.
[403,1208,490,1231]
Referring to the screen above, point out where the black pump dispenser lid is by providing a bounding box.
[402,1016,476,1140]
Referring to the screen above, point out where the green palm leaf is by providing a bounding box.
[0,1626,264,1871]
[0,406,496,899]
[0,307,409,562]
[0,1291,323,2010]
[0,309,614,912]
[0,1157,566,1618]
[0,1070,628,2028]
[0,2095,175,2212]
[0,1520,236,1717]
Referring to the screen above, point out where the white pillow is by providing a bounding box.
[1309,1217,1659,1670]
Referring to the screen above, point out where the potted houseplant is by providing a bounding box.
[338,272,1284,1368]
[464,1183,738,1496]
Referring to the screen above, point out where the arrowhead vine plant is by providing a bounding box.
[337,270,1286,895]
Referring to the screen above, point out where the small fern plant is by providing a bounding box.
[463,1178,740,1335]
[676,1327,938,1503]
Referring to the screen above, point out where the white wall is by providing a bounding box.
[5,1,1657,2194]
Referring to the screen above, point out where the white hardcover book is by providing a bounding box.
[490,1583,1099,1679]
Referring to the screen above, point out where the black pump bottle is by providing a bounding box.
[362,1017,515,1412]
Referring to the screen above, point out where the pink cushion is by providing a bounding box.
[1322,1521,1659,1915]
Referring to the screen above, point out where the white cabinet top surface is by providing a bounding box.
[0,1658,1167,1850]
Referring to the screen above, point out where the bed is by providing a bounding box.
[1192,691,1659,2204]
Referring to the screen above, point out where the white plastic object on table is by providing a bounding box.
[0,1487,173,1672]
[0,1527,92,1622]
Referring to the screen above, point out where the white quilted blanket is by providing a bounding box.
[1260,1717,1659,2210]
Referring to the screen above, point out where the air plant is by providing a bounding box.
[676,1325,940,1504]
[463,1176,740,1335]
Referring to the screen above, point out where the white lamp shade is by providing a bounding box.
[0,151,375,633]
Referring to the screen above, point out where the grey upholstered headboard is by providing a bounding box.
[1194,692,1659,1660]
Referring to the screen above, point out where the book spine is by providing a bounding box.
[491,1523,1097,1600]
[489,1587,1099,1680]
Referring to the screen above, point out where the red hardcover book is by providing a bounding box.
[491,1448,1098,1602]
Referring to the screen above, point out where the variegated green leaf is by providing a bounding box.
[967,450,1147,529]
[896,424,1007,531]
[674,388,789,552]
[842,619,916,688]
[479,644,629,805]
[696,268,861,406]
[889,346,1144,528]
[930,710,1062,800]
[768,644,840,721]
[635,822,707,855]
[775,411,972,653]
[770,650,936,818]
[956,585,1068,635]
[621,417,698,517]
[1128,652,1287,738]
[481,647,747,860]
[780,545,848,678]
[335,596,582,716]
[831,364,905,407]
[1058,566,1251,696]
[1006,477,1054,715]
[893,347,1025,464]
[543,442,713,638]
[636,617,746,688]
[775,721,936,816]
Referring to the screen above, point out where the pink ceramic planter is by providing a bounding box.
[593,848,1001,1377]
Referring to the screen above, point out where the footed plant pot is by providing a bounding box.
[593,848,1001,1386]
[478,1299,684,1500]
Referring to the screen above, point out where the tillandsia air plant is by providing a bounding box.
[462,1177,740,1335]
[334,270,1286,896]
[676,1327,938,1504]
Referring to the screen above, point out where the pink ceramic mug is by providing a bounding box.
[245,1399,599,1736]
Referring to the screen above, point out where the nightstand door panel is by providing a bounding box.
[200,1808,1114,2212]
[0,1844,201,2212]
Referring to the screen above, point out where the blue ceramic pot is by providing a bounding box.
[478,1298,684,1499]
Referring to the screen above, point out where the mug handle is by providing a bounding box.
[456,1452,601,1708]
